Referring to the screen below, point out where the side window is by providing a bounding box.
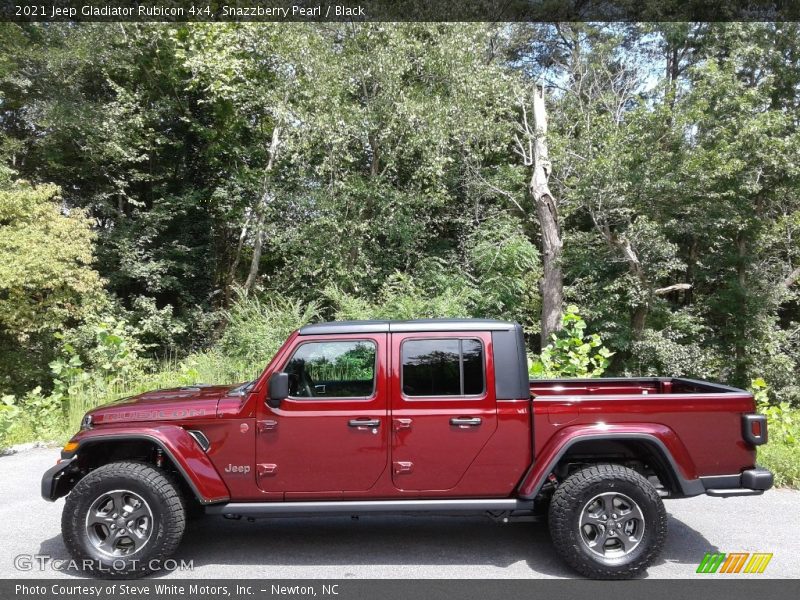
[284,340,377,399]
[401,338,485,397]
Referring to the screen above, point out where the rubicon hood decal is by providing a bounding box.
[103,407,209,422]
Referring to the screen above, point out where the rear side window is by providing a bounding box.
[401,339,485,397]
[284,340,376,399]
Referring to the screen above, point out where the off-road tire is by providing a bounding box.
[548,463,667,579]
[62,461,186,578]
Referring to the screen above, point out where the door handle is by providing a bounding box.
[450,417,482,427]
[348,418,381,428]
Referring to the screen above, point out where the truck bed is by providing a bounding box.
[530,376,747,397]
[526,376,756,484]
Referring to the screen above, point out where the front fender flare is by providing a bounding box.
[517,423,704,499]
[55,425,230,504]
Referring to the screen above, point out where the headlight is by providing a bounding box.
[80,413,93,430]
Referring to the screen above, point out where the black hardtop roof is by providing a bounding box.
[298,318,518,336]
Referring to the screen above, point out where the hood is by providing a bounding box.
[86,384,239,425]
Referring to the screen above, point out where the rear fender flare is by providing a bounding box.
[64,425,230,504]
[518,425,703,499]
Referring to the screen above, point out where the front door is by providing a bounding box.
[390,331,497,491]
[256,333,388,494]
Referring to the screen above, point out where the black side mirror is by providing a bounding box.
[267,372,289,409]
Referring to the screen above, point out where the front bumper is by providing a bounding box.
[701,467,774,497]
[41,458,76,501]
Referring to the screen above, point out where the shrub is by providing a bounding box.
[0,394,20,439]
[126,296,187,355]
[0,316,151,446]
[752,378,797,445]
[55,316,146,384]
[627,317,721,379]
[530,306,614,378]
[468,212,541,327]
[1,386,62,443]
[18,386,63,438]
[219,289,320,367]
[750,378,800,488]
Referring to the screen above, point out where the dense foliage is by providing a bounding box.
[530,307,614,379]
[0,23,798,481]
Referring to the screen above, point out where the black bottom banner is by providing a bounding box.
[4,579,799,600]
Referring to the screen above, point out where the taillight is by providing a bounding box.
[742,414,768,446]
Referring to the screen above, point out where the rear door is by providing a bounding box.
[256,333,388,494]
[390,331,497,491]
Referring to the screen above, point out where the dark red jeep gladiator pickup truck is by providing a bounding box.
[42,319,772,579]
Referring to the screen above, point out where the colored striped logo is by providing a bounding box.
[696,552,773,574]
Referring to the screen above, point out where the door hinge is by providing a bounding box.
[257,420,277,433]
[393,418,412,432]
[257,463,278,477]
[393,461,413,474]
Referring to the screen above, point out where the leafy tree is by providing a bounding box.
[0,180,104,394]
[2,21,800,410]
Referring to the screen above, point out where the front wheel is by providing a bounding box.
[548,463,667,579]
[62,461,186,578]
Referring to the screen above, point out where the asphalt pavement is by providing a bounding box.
[2,448,797,579]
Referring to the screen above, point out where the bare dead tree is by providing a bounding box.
[516,85,564,346]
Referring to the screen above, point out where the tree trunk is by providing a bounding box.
[224,213,252,305]
[368,132,381,177]
[631,305,649,339]
[244,121,282,292]
[685,236,699,305]
[616,236,649,340]
[529,86,564,347]
[734,232,748,382]
[243,206,267,291]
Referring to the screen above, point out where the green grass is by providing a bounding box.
[63,350,259,434]
[1,350,259,449]
[0,419,38,447]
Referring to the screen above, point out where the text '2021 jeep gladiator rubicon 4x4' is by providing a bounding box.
[42,319,773,579]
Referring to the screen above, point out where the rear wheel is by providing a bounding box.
[548,463,667,579]
[62,461,186,578]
